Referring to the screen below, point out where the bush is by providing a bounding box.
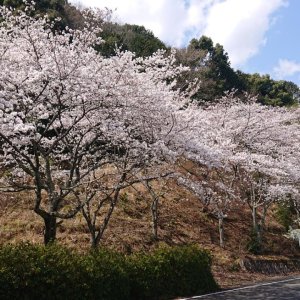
[275,203,294,231]
[0,243,129,300]
[0,243,217,300]
[127,244,218,300]
[247,229,262,255]
[84,249,130,300]
[0,243,86,300]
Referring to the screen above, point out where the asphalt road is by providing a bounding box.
[183,276,300,300]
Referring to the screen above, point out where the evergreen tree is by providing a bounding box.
[184,36,245,102]
[97,23,167,57]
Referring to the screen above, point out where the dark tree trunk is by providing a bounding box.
[92,190,121,248]
[252,206,258,234]
[91,235,97,249]
[145,181,160,241]
[218,217,225,248]
[43,214,57,245]
[252,205,262,248]
[151,197,159,240]
[261,205,268,234]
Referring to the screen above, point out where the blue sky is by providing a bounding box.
[243,0,300,84]
[71,0,300,85]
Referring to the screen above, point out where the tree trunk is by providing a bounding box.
[91,234,97,249]
[218,216,225,248]
[93,190,121,248]
[43,214,57,245]
[261,205,268,234]
[151,197,159,240]
[95,206,114,246]
[145,181,160,241]
[252,205,258,232]
[252,205,262,246]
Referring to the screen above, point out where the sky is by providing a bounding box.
[70,0,300,85]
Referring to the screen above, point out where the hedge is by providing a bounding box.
[127,244,218,299]
[0,243,218,300]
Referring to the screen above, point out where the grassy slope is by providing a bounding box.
[0,177,299,289]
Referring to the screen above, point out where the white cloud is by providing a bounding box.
[72,0,213,47]
[274,59,300,78]
[203,0,287,67]
[71,0,287,67]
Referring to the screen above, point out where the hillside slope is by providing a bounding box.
[0,177,299,288]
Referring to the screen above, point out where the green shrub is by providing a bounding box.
[0,244,88,299]
[84,248,130,300]
[127,244,218,300]
[275,203,294,231]
[0,244,129,300]
[0,243,86,300]
[247,229,262,254]
[0,243,218,300]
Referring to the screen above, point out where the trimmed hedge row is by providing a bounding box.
[0,243,218,300]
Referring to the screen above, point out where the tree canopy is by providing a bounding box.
[0,4,185,244]
[0,1,299,250]
[178,36,246,102]
[175,36,299,106]
[238,72,300,106]
[97,23,167,57]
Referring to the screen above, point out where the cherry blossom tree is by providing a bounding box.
[141,166,170,240]
[1,3,299,250]
[168,91,298,249]
[177,166,237,248]
[0,4,188,244]
[184,92,300,249]
[80,162,173,248]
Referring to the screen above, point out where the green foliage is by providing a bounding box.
[238,72,299,106]
[247,229,262,255]
[275,202,294,231]
[0,243,217,300]
[127,244,218,300]
[1,0,66,12]
[96,23,167,57]
[84,249,130,300]
[196,36,214,52]
[179,36,299,107]
[1,0,70,30]
[182,36,245,103]
[0,243,86,300]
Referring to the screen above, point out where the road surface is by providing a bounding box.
[183,276,300,299]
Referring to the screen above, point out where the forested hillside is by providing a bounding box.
[0,1,299,297]
[2,0,299,106]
